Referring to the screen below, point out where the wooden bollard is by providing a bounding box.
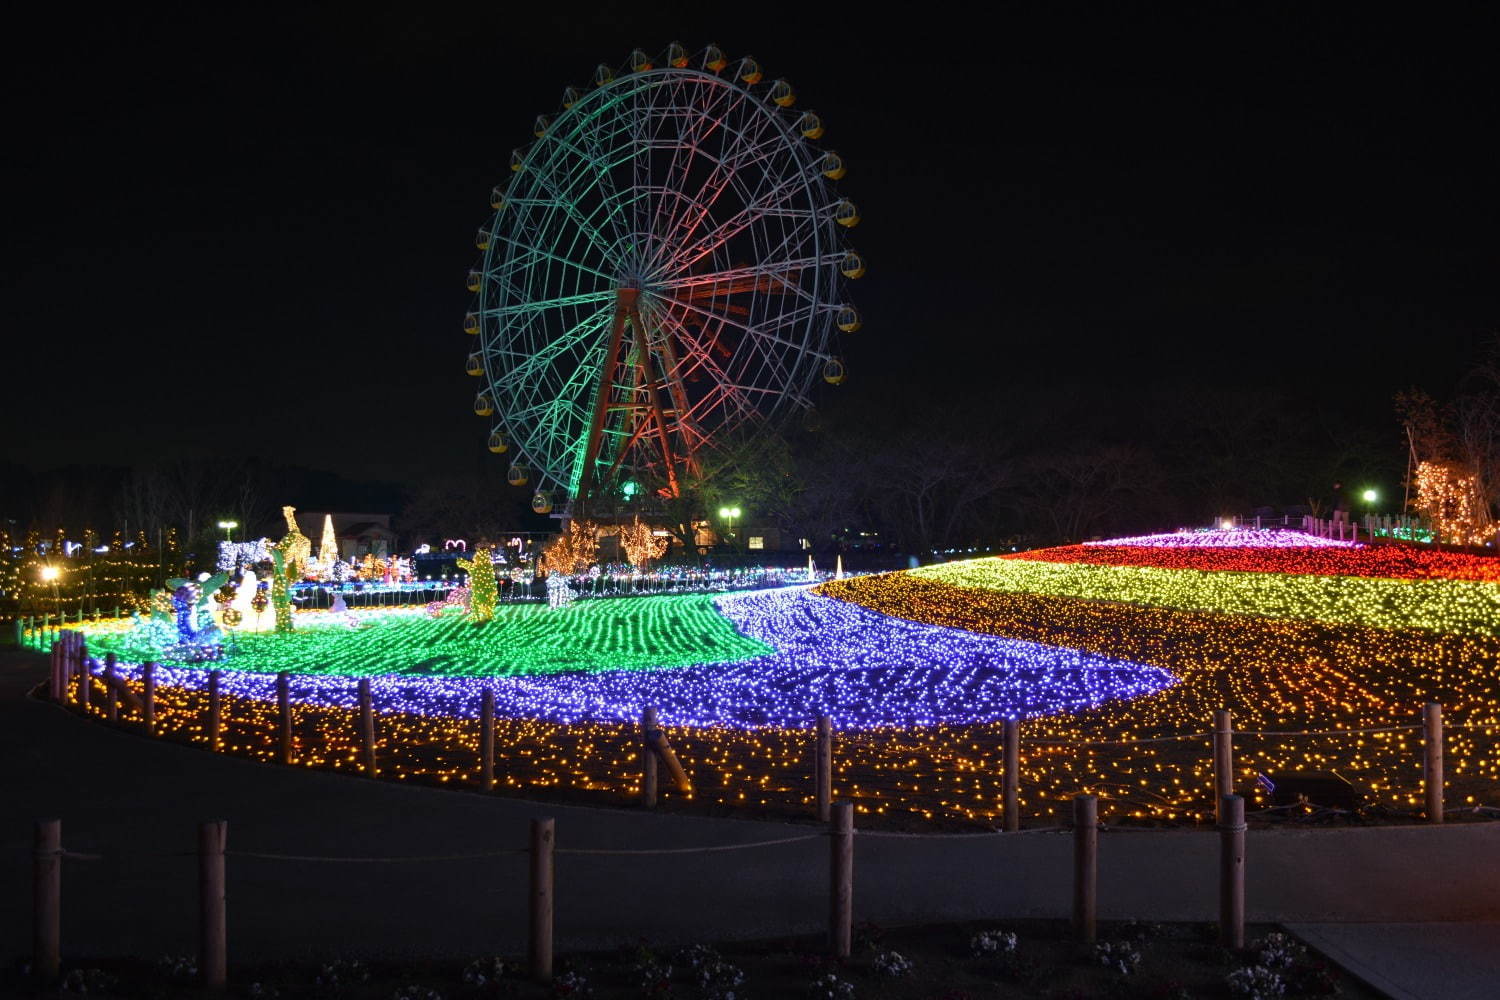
[644,728,693,794]
[277,672,292,765]
[208,670,223,751]
[104,653,119,722]
[829,801,854,958]
[13,617,22,648]
[1424,702,1444,823]
[1072,794,1098,944]
[641,707,660,808]
[198,820,227,990]
[529,817,555,983]
[358,678,376,776]
[78,656,92,711]
[143,662,156,735]
[33,819,61,983]
[1213,709,1234,825]
[49,641,61,701]
[1003,717,1020,832]
[815,715,833,822]
[1218,794,1246,949]
[480,687,496,791]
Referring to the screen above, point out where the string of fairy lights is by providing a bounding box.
[20,528,1500,827]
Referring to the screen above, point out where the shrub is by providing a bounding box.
[873,950,914,976]
[1227,965,1286,999]
[1094,941,1142,975]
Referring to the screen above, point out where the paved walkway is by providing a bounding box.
[5,648,1500,987]
[1289,923,1500,1000]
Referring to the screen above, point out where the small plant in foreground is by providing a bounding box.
[1094,940,1142,975]
[462,956,513,987]
[59,968,117,994]
[872,949,914,977]
[631,953,673,996]
[247,984,284,999]
[1227,965,1286,999]
[552,969,592,997]
[393,987,444,1000]
[807,971,854,999]
[155,954,198,982]
[969,929,1018,957]
[694,958,744,999]
[316,958,371,991]
[1250,932,1307,972]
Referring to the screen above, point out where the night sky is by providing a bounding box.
[5,4,1498,483]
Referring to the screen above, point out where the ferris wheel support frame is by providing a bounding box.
[575,286,690,507]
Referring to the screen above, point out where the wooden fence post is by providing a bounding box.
[1424,702,1443,823]
[641,706,659,808]
[33,819,61,984]
[208,670,223,751]
[1003,717,1020,832]
[78,656,92,712]
[480,687,496,791]
[49,641,61,701]
[815,715,833,822]
[143,662,156,735]
[1218,794,1245,949]
[1213,709,1234,824]
[198,820,227,990]
[277,672,292,765]
[13,617,22,647]
[1072,794,1097,944]
[358,678,376,776]
[829,801,854,958]
[529,817,555,983]
[104,653,119,722]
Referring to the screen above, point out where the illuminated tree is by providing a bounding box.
[617,517,667,569]
[455,546,497,623]
[317,514,339,570]
[543,521,599,575]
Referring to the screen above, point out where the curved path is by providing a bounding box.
[3,648,1499,974]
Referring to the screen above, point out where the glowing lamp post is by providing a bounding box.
[218,520,238,542]
[1361,489,1379,505]
[718,506,741,541]
[40,564,60,613]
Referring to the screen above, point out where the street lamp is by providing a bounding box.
[1361,488,1379,505]
[40,565,60,613]
[718,506,741,540]
[217,520,238,542]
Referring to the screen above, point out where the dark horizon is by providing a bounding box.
[5,4,1498,487]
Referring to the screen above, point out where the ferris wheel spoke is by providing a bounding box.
[651,255,830,291]
[482,289,616,318]
[515,154,628,275]
[645,124,796,276]
[651,291,821,358]
[663,180,819,275]
[489,305,614,391]
[491,232,614,284]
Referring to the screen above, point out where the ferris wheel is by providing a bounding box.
[465,43,862,514]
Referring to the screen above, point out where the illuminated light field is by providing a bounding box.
[1018,541,1500,582]
[75,595,772,677]
[1089,528,1357,548]
[34,532,1500,828]
[49,589,1174,729]
[913,554,1500,636]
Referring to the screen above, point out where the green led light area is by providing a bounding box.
[83,595,773,677]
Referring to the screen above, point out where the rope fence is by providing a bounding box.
[22,792,1258,992]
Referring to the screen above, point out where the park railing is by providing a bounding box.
[28,791,1262,992]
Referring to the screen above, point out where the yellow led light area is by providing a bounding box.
[910,555,1500,637]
